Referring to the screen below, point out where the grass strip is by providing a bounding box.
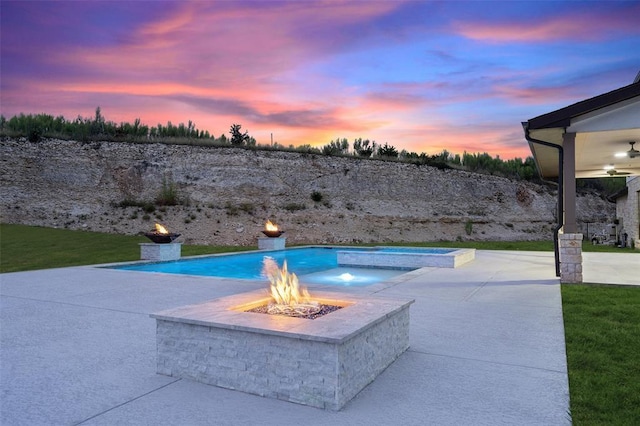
[2,223,634,273]
[562,284,640,425]
[0,223,247,273]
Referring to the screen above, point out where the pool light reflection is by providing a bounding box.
[302,270,388,286]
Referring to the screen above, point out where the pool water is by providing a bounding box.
[110,246,452,284]
[114,247,346,279]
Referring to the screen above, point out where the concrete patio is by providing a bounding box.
[1,250,637,425]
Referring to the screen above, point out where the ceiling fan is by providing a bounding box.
[628,141,639,159]
[606,168,631,176]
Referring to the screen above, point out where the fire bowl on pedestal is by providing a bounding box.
[262,229,285,238]
[144,232,181,244]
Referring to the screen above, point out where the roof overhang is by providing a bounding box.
[525,81,640,179]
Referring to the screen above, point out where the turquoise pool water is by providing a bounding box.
[110,246,453,284]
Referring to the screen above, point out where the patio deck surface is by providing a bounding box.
[1,250,637,425]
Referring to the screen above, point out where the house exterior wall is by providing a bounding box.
[616,176,640,249]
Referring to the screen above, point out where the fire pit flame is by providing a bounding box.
[262,220,284,238]
[144,223,180,244]
[262,257,320,317]
[265,220,278,232]
[155,223,169,234]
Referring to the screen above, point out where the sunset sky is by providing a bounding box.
[1,0,638,159]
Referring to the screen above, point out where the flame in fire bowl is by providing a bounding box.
[151,289,414,410]
[262,220,284,238]
[144,223,180,244]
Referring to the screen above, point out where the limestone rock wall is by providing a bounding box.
[0,138,615,245]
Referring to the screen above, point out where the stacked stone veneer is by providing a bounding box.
[615,176,640,249]
[258,237,286,250]
[151,290,414,410]
[338,248,475,269]
[559,233,583,283]
[139,242,182,261]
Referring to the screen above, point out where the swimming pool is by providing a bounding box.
[109,246,474,286]
[113,247,346,279]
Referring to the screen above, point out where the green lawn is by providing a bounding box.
[1,223,638,423]
[1,224,633,273]
[562,285,640,425]
[371,239,636,253]
[0,223,248,273]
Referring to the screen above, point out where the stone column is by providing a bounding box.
[559,233,583,283]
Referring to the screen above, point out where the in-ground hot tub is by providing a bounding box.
[151,289,414,410]
[338,246,475,269]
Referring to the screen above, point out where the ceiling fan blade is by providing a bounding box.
[607,169,631,176]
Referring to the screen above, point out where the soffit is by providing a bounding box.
[528,96,640,179]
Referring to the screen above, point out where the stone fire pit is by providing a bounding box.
[151,289,414,410]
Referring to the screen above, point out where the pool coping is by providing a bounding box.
[337,247,475,268]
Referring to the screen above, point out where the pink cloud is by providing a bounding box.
[453,5,640,43]
[39,1,404,123]
[5,1,404,142]
[492,84,583,106]
[359,79,502,116]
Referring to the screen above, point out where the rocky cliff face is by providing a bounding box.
[0,138,615,245]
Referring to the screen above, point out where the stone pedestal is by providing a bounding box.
[559,233,583,283]
[140,243,182,261]
[258,237,286,250]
